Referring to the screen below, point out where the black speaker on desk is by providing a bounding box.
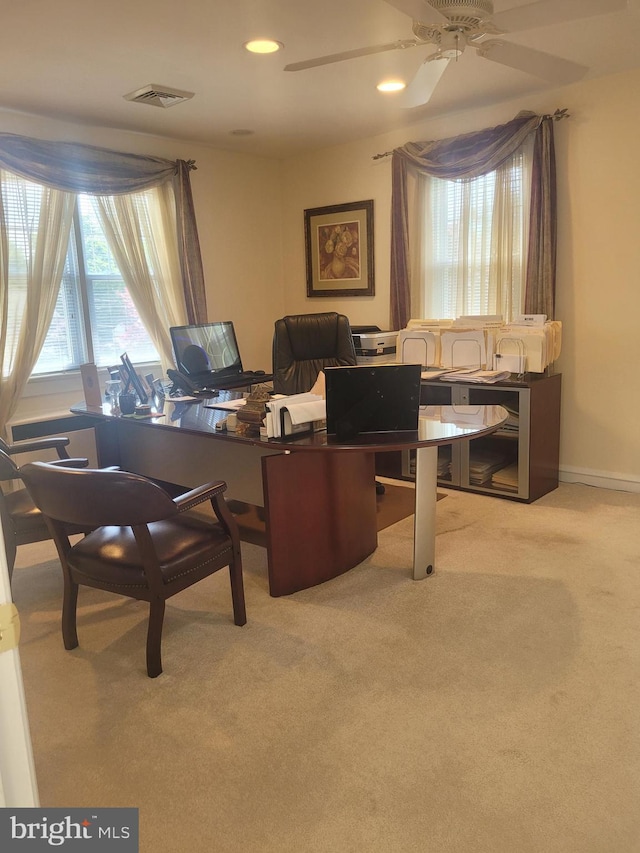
[324,364,422,441]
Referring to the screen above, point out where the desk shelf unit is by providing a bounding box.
[381,372,561,503]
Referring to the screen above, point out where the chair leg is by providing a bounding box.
[6,545,16,585]
[62,576,79,650]
[146,598,166,678]
[229,555,247,627]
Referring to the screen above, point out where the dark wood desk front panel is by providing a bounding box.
[73,401,379,596]
[72,400,507,596]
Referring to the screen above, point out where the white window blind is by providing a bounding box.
[2,173,160,376]
[418,144,531,322]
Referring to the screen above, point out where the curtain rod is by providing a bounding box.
[372,108,570,160]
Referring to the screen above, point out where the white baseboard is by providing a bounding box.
[559,466,640,494]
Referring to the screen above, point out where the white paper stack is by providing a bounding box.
[442,368,511,385]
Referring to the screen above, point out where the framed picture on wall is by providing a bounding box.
[304,200,374,297]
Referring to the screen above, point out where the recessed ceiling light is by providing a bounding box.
[244,39,283,55]
[377,80,407,93]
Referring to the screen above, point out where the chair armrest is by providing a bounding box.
[1,455,88,482]
[7,437,70,459]
[49,457,90,469]
[174,480,227,513]
[174,481,239,541]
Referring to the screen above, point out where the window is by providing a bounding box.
[2,173,159,377]
[34,194,159,374]
[417,143,532,322]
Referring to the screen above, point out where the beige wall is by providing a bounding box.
[280,69,640,489]
[2,67,639,488]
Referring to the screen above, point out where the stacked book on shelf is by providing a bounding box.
[468,448,510,485]
[500,404,520,434]
[491,463,519,491]
[407,447,451,480]
[438,448,452,479]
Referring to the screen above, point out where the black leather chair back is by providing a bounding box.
[272,312,356,395]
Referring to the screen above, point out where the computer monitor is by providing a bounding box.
[325,363,422,440]
[170,322,243,379]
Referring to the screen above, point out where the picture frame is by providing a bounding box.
[304,200,374,297]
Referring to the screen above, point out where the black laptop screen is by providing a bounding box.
[170,322,243,377]
[325,364,422,440]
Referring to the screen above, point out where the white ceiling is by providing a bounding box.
[3,0,640,158]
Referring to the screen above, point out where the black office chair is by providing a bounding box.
[271,312,385,494]
[20,462,247,678]
[272,312,357,395]
[0,437,89,582]
[181,344,210,375]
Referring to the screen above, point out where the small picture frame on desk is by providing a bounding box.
[304,200,374,297]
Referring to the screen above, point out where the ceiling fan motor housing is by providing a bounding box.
[427,0,494,24]
[412,0,500,47]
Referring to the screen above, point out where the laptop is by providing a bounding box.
[325,364,422,441]
[169,322,267,390]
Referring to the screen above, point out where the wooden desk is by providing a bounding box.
[71,399,507,596]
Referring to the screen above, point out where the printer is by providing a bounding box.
[351,325,398,366]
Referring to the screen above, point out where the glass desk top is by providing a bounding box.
[72,393,508,454]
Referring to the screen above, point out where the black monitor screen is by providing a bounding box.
[325,364,422,440]
[170,322,242,377]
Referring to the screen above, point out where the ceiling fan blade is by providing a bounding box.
[284,40,417,72]
[476,40,588,84]
[383,0,450,25]
[401,56,451,108]
[492,0,627,33]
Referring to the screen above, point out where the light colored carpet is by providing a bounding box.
[10,483,640,853]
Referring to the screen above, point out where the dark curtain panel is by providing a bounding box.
[389,111,558,329]
[174,160,207,324]
[0,133,207,321]
[524,119,557,317]
[390,154,411,333]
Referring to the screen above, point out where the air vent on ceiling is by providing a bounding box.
[123,84,195,109]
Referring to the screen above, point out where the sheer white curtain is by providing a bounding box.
[94,183,187,371]
[0,171,75,431]
[412,140,532,322]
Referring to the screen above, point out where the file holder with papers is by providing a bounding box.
[277,407,325,439]
[396,329,441,367]
[265,394,326,439]
[493,337,526,376]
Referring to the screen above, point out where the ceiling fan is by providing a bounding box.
[284,0,627,108]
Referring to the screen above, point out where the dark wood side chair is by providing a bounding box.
[0,437,89,581]
[20,462,247,678]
